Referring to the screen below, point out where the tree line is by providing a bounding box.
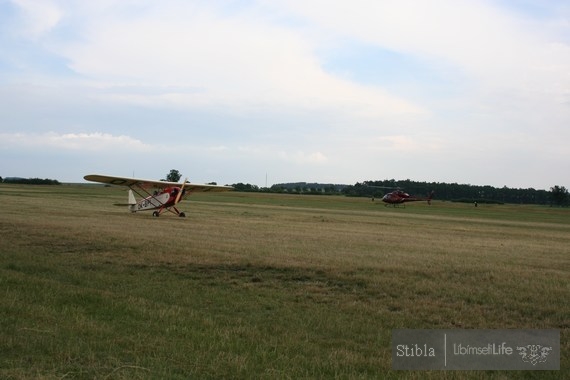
[1,177,61,185]
[342,180,569,206]
[231,179,568,206]
[3,169,568,206]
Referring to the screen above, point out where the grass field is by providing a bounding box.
[0,184,568,379]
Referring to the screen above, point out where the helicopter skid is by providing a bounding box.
[384,203,405,208]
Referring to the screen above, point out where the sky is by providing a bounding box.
[1,0,569,189]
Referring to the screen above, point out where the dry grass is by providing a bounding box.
[0,184,568,378]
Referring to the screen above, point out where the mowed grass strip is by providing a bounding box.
[0,184,568,379]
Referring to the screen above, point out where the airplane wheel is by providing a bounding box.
[179,212,186,217]
[153,211,160,217]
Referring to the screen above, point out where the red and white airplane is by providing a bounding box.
[84,174,232,217]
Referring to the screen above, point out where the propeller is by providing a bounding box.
[174,177,188,205]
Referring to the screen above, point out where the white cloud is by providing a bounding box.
[44,1,425,120]
[10,0,63,39]
[279,150,328,165]
[373,135,442,153]
[268,1,563,76]
[267,0,570,127]
[0,132,152,152]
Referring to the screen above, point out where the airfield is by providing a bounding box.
[0,184,568,379]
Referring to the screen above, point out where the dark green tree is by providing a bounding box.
[550,185,569,206]
[231,183,259,192]
[164,169,182,182]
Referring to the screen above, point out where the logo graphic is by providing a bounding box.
[393,329,559,370]
[516,344,552,366]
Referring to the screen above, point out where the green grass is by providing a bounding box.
[0,184,568,379]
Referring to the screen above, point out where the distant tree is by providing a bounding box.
[164,169,182,182]
[550,185,569,206]
[0,176,3,182]
[231,183,259,192]
[2,177,60,185]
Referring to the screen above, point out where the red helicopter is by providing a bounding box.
[381,189,434,207]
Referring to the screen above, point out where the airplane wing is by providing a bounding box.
[83,174,233,192]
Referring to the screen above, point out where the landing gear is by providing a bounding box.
[151,207,185,217]
[173,207,186,217]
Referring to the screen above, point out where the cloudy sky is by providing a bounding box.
[1,0,569,189]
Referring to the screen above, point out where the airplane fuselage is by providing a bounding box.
[130,186,182,212]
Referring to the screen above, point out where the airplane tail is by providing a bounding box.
[113,189,137,212]
[128,189,136,205]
